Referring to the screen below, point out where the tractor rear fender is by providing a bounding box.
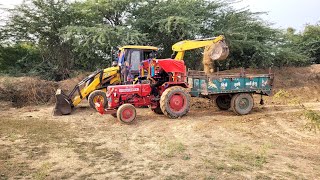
[163,82,189,89]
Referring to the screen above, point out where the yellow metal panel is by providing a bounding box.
[71,66,121,106]
[119,45,158,50]
[172,35,225,60]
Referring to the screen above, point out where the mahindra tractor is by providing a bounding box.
[95,58,191,123]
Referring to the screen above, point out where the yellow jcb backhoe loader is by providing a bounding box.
[53,45,158,116]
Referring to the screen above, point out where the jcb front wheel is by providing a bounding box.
[88,90,108,110]
[160,86,190,119]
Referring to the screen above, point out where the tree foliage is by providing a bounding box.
[0,0,317,80]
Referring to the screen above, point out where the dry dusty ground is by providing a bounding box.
[0,65,320,179]
[0,98,320,180]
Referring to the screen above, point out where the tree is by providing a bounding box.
[301,24,320,64]
[2,0,77,80]
[0,0,313,81]
[59,0,146,70]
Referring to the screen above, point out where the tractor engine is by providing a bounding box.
[106,84,153,109]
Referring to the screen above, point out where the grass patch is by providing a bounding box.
[201,158,247,172]
[70,141,122,162]
[0,118,74,144]
[227,144,269,168]
[32,162,53,180]
[160,141,186,158]
[304,109,320,132]
[273,89,301,105]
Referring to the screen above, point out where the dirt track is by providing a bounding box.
[1,99,320,179]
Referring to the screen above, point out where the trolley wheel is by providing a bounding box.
[215,95,232,110]
[117,104,136,123]
[231,93,254,115]
[160,86,190,119]
[88,90,108,110]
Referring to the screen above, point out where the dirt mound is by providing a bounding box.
[58,73,88,93]
[191,97,213,109]
[0,76,58,107]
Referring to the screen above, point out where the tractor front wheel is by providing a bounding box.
[231,93,254,115]
[88,90,108,110]
[117,104,136,123]
[160,86,190,119]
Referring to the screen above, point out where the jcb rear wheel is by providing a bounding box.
[160,86,190,119]
[117,104,136,124]
[88,90,108,110]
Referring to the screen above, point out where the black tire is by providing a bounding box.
[216,95,231,110]
[160,86,190,119]
[151,105,163,115]
[88,90,108,110]
[111,113,117,118]
[231,93,254,115]
[117,104,136,123]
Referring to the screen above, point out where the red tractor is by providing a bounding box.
[95,59,191,123]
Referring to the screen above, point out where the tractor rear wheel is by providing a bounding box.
[88,90,108,110]
[160,86,190,119]
[216,95,231,110]
[117,104,136,123]
[231,93,254,115]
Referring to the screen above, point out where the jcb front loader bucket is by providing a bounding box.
[53,89,73,116]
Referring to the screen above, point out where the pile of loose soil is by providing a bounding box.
[0,76,58,107]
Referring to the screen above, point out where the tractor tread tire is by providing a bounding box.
[160,86,190,119]
[231,93,254,115]
[88,90,108,110]
[117,104,136,124]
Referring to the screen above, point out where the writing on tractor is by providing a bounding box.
[53,45,158,116]
[95,59,191,123]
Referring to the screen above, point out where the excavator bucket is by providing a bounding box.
[209,40,229,61]
[203,40,229,74]
[53,89,73,116]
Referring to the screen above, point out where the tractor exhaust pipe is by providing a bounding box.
[53,89,73,116]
